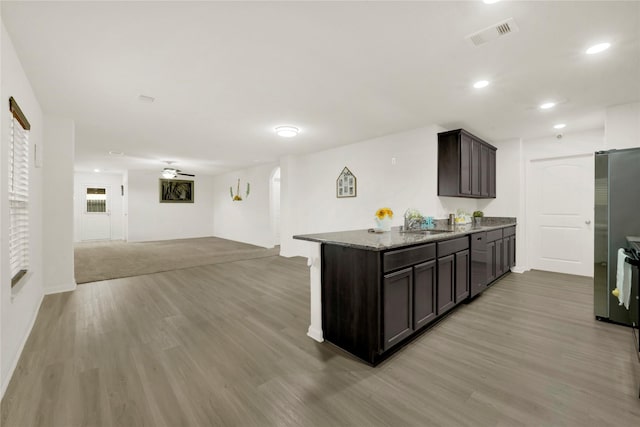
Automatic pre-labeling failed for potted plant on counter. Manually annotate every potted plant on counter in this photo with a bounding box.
[472,210,484,226]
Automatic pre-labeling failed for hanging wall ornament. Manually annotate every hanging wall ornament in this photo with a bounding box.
[230,178,250,201]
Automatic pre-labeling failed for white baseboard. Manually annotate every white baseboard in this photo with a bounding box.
[307,326,324,343]
[44,281,77,295]
[511,266,528,274]
[1,292,45,399]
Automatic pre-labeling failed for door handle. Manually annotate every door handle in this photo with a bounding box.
[585,220,591,224]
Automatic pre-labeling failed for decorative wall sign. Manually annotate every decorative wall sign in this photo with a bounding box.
[336,166,357,198]
[159,179,194,203]
[230,178,250,201]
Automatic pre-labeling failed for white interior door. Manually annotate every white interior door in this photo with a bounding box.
[528,154,593,276]
[81,185,112,241]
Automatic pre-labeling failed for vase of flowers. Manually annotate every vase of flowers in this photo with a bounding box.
[472,210,484,226]
[375,207,394,231]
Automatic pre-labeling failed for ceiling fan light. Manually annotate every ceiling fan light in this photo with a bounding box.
[162,169,177,179]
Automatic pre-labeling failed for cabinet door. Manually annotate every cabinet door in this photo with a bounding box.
[413,260,436,329]
[488,149,496,198]
[471,139,482,196]
[480,144,490,197]
[437,255,456,315]
[495,239,504,277]
[487,241,496,283]
[455,249,470,302]
[460,134,472,195]
[508,235,516,269]
[383,268,414,351]
[470,233,487,297]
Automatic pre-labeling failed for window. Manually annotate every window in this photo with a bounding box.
[86,187,107,213]
[8,97,31,287]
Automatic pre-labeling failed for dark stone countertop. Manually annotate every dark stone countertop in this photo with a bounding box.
[294,217,517,251]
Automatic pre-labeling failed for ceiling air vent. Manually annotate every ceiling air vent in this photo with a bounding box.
[465,18,519,47]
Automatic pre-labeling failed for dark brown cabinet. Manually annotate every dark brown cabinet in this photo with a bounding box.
[438,129,497,199]
[495,238,504,277]
[487,240,497,283]
[436,237,470,314]
[413,260,437,329]
[437,255,456,315]
[504,226,516,270]
[470,232,487,297]
[383,268,414,351]
[455,249,470,302]
[383,255,438,351]
[470,226,516,297]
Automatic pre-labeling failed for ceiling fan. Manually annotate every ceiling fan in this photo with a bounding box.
[161,161,195,179]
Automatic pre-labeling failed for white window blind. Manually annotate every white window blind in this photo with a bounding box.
[8,97,30,287]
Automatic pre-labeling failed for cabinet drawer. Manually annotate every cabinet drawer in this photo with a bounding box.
[503,226,516,237]
[437,237,469,258]
[486,229,503,242]
[471,232,487,250]
[383,244,436,273]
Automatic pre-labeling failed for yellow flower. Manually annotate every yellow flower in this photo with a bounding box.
[376,207,393,219]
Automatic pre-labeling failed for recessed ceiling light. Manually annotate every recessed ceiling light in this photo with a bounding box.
[586,42,611,55]
[138,94,155,103]
[473,80,490,89]
[109,150,124,156]
[94,169,100,173]
[553,123,566,129]
[539,102,556,110]
[483,0,500,4]
[275,126,299,138]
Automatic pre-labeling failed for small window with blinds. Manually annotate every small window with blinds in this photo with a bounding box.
[8,97,31,288]
[86,187,107,213]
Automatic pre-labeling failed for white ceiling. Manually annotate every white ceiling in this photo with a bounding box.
[2,1,639,175]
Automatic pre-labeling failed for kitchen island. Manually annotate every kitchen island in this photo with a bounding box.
[294,218,516,365]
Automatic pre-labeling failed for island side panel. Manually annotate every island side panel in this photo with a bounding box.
[322,244,381,364]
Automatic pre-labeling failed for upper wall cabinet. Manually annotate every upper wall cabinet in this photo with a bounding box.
[438,129,497,199]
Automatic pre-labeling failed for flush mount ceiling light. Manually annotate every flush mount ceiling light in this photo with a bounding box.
[109,150,124,156]
[586,42,611,55]
[473,80,490,89]
[275,126,299,137]
[553,123,566,129]
[539,102,556,110]
[94,169,100,173]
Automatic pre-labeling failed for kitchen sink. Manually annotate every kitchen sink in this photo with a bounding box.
[399,229,450,235]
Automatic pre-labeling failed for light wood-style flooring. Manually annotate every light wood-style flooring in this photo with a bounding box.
[2,256,639,426]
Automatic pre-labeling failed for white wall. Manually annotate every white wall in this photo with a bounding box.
[43,116,76,293]
[122,170,128,240]
[73,171,125,241]
[512,128,605,273]
[1,21,45,397]
[279,125,479,257]
[127,170,215,242]
[480,138,525,271]
[605,102,640,150]
[212,163,278,248]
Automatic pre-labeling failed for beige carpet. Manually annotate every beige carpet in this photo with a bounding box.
[74,236,280,284]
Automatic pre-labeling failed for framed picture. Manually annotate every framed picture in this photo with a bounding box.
[336,166,357,198]
[159,179,194,203]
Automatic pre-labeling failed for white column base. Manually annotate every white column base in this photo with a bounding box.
[307,243,324,342]
[307,326,324,342]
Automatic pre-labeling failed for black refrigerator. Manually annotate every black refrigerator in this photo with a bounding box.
[594,148,640,326]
